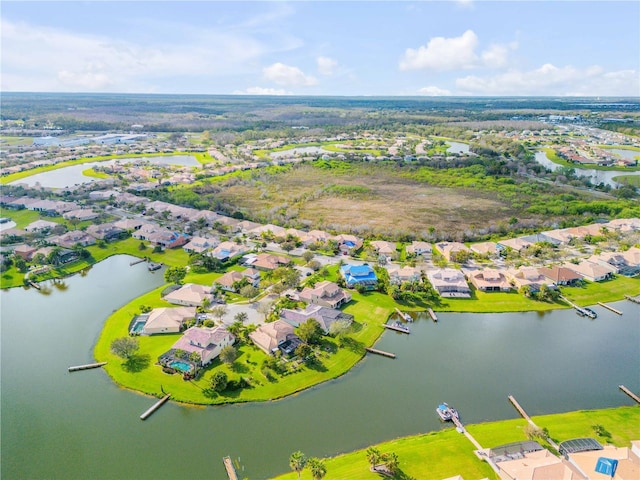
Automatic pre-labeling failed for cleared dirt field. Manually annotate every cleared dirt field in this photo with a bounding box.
[213,164,524,239]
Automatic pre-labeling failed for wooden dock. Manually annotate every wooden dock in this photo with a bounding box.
[140,394,171,420]
[365,347,396,358]
[130,258,146,266]
[28,280,41,290]
[68,361,107,372]
[619,385,640,404]
[383,323,410,334]
[597,302,622,315]
[427,308,438,322]
[624,294,640,304]
[507,394,534,425]
[395,308,412,322]
[222,456,238,480]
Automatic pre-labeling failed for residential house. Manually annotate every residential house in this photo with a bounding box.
[339,263,378,290]
[332,234,363,255]
[248,223,287,239]
[141,306,196,335]
[86,222,127,241]
[209,241,248,261]
[13,244,37,261]
[163,283,213,307]
[520,232,562,246]
[24,219,59,233]
[280,304,354,334]
[587,252,627,274]
[63,209,100,221]
[88,190,118,201]
[506,266,556,293]
[405,241,432,257]
[538,266,583,286]
[166,325,235,366]
[249,319,303,356]
[470,241,498,257]
[542,228,577,244]
[307,229,332,244]
[467,268,512,292]
[250,253,291,271]
[387,265,422,285]
[236,220,262,233]
[214,269,260,292]
[147,230,189,249]
[113,218,148,231]
[370,240,397,259]
[562,260,614,282]
[297,281,352,309]
[427,268,471,298]
[569,440,640,480]
[493,446,587,480]
[496,237,534,252]
[51,230,96,249]
[183,236,218,254]
[434,242,471,262]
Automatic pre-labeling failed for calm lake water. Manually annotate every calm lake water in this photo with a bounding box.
[1,255,639,479]
[446,141,470,154]
[534,151,640,188]
[10,155,199,189]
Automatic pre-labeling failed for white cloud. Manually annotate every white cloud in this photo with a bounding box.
[455,63,639,96]
[233,87,291,95]
[0,18,275,92]
[399,30,518,72]
[417,86,452,96]
[399,30,479,71]
[317,56,338,76]
[263,62,317,87]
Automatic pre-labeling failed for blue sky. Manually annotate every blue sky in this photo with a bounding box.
[2,1,639,96]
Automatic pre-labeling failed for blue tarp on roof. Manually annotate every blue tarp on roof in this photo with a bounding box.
[595,457,618,477]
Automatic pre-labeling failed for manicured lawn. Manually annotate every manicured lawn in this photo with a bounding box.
[560,275,640,305]
[94,284,394,405]
[433,288,566,313]
[0,266,23,289]
[82,167,110,179]
[0,208,59,229]
[271,406,640,479]
[614,175,640,187]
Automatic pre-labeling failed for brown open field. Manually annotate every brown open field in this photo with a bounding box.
[212,164,525,239]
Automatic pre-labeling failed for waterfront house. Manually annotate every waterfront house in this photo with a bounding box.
[506,266,556,293]
[163,283,213,307]
[162,325,235,367]
[538,266,582,286]
[51,230,96,249]
[13,244,37,261]
[280,304,354,334]
[427,268,471,298]
[561,260,614,282]
[249,319,303,356]
[86,223,127,241]
[141,306,196,335]
[467,268,512,292]
[339,263,378,290]
[297,281,352,309]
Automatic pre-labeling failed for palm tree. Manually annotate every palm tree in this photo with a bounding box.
[307,457,327,480]
[366,447,381,470]
[289,451,307,479]
[234,312,248,324]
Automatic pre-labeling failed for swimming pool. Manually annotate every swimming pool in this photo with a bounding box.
[130,321,145,334]
[169,360,193,373]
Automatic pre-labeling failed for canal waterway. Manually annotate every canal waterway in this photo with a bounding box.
[534,151,640,188]
[9,155,199,189]
[1,255,638,479]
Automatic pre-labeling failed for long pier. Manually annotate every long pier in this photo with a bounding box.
[619,385,640,404]
[130,258,146,266]
[140,394,171,420]
[508,394,559,451]
[222,456,238,480]
[624,294,640,304]
[427,308,438,322]
[365,347,396,358]
[68,361,107,372]
[28,280,41,290]
[383,323,410,334]
[597,302,622,315]
[560,296,596,318]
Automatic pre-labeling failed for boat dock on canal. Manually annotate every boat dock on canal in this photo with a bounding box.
[560,296,597,318]
[383,322,410,334]
[222,456,238,480]
[427,308,438,322]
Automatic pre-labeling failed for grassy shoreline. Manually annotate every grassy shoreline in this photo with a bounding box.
[271,406,640,479]
[541,147,640,172]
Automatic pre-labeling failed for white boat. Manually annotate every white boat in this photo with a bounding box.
[436,402,459,421]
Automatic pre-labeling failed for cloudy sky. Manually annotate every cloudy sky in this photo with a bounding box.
[2,1,639,96]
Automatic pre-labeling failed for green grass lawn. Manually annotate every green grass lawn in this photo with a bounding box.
[272,406,640,479]
[560,275,640,305]
[613,175,640,187]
